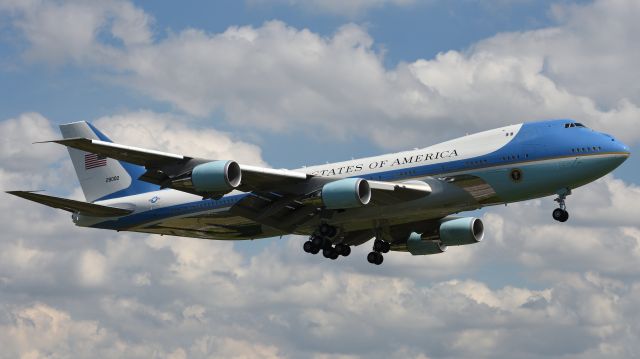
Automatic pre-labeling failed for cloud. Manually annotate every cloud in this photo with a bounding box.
[4,0,640,148]
[0,112,65,172]
[1,0,152,65]
[93,111,268,166]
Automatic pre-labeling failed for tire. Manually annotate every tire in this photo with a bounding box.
[552,208,565,221]
[342,245,351,257]
[381,241,390,254]
[303,241,313,253]
[559,210,569,222]
[373,239,382,252]
[323,248,333,258]
[309,244,320,254]
[367,252,377,264]
[375,253,384,265]
[311,235,323,248]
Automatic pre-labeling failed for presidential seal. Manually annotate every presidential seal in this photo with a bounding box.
[510,168,523,182]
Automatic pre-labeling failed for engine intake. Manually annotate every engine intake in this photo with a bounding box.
[191,160,242,193]
[322,178,371,209]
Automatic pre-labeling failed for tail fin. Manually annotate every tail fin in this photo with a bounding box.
[59,121,158,202]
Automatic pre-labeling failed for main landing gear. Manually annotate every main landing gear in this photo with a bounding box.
[302,223,351,260]
[552,189,571,222]
[367,238,390,265]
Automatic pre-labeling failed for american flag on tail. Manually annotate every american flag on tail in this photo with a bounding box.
[84,153,107,170]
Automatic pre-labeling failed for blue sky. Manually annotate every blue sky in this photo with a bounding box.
[1,1,639,358]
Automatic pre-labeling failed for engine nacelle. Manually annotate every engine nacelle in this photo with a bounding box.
[321,178,371,209]
[406,232,447,255]
[191,160,242,193]
[404,217,483,255]
[439,217,484,246]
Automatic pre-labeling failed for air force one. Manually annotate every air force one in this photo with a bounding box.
[8,120,630,265]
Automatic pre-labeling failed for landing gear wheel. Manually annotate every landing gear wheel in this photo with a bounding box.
[552,208,569,222]
[311,235,324,248]
[323,247,338,260]
[335,243,351,257]
[367,251,383,265]
[303,241,320,254]
[303,241,313,253]
[373,239,390,253]
[553,188,571,223]
[342,245,351,257]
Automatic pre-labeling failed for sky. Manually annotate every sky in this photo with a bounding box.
[0,0,639,358]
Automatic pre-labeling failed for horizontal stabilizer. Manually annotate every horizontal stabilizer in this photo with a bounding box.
[6,191,133,217]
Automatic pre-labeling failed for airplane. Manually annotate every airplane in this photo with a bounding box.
[7,119,630,265]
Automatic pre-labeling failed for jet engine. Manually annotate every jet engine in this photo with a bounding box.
[321,178,371,209]
[439,217,484,246]
[191,160,242,193]
[406,232,447,255]
[405,217,484,255]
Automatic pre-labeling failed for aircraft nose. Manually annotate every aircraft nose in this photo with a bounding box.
[621,142,631,155]
[608,138,631,167]
[615,139,631,157]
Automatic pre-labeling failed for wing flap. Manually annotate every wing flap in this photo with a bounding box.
[6,191,133,217]
[238,165,309,191]
[368,180,432,204]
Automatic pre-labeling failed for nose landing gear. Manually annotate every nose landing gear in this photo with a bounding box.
[552,189,571,222]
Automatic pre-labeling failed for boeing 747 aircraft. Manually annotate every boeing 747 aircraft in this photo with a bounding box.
[8,120,630,265]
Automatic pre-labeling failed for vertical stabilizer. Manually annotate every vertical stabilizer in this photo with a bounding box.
[59,121,158,202]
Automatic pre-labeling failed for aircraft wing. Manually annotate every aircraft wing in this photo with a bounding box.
[6,191,133,217]
[46,137,432,230]
[46,137,310,195]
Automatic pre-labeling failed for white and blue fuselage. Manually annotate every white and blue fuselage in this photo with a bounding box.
[76,119,629,240]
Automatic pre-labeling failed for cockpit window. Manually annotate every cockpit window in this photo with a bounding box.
[564,122,587,128]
